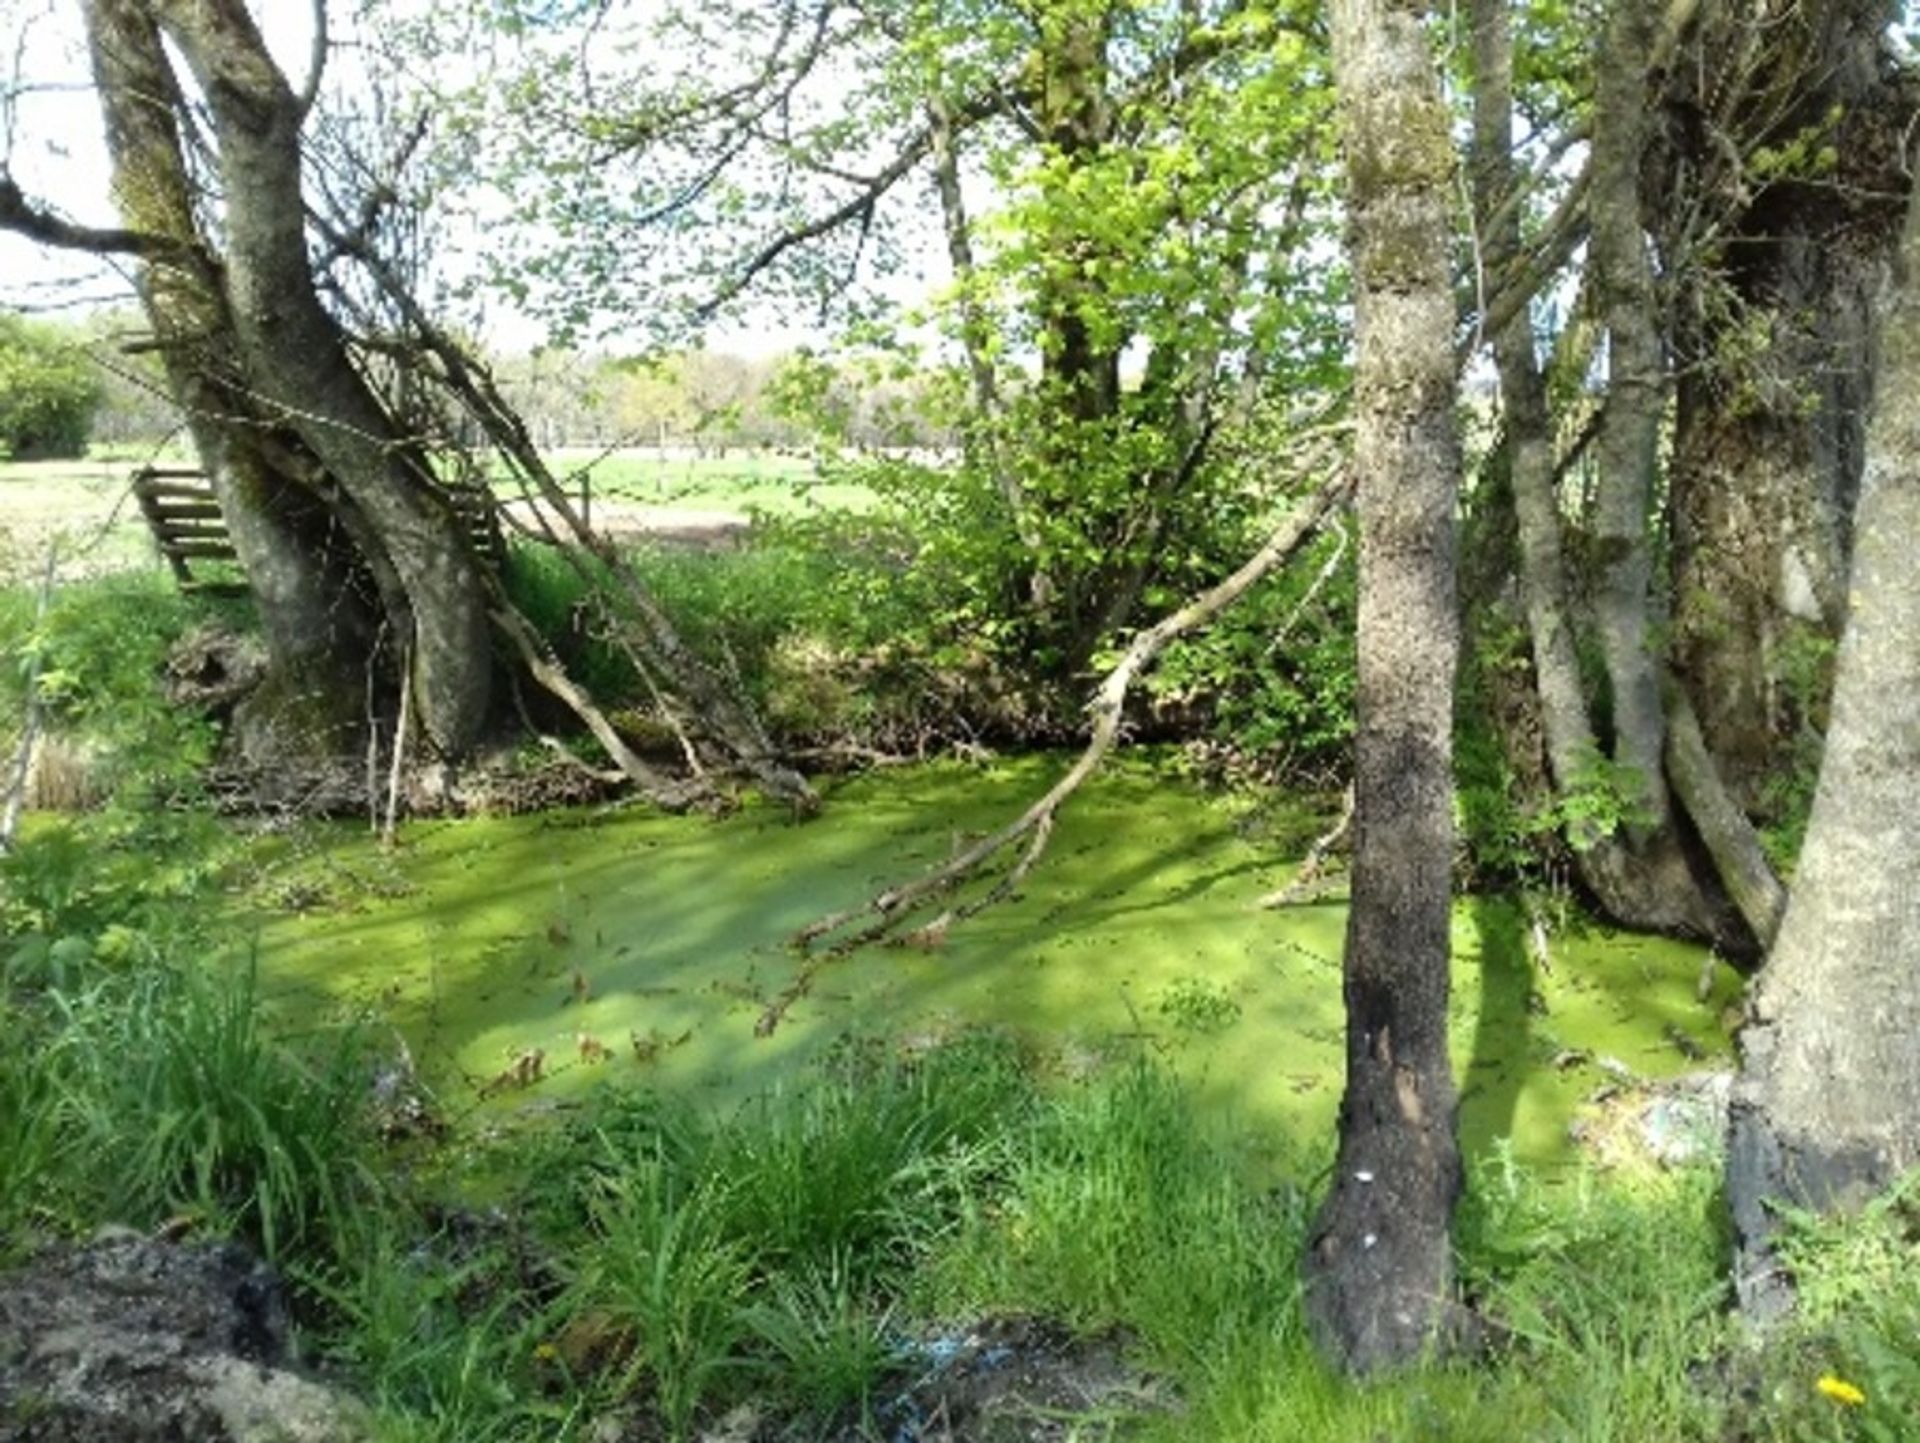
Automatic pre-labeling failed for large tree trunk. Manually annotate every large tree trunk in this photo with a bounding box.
[1657,0,1912,813]
[150,0,495,757]
[1302,0,1462,1373]
[85,0,375,758]
[1726,179,1920,1323]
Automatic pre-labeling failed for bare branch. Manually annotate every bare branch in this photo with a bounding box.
[767,451,1353,1032]
[0,174,190,261]
[696,88,1012,321]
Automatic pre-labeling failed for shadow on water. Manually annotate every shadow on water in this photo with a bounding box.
[1460,895,1533,1159]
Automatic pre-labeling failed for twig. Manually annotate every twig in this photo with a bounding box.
[765,459,1352,1034]
[0,544,58,854]
[1258,781,1356,908]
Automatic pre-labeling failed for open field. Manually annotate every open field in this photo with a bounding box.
[0,450,880,586]
[0,458,163,584]
[507,447,881,518]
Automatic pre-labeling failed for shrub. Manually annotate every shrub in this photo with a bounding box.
[0,314,102,460]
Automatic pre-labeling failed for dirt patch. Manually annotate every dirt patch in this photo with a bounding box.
[872,1316,1172,1442]
[0,1233,370,1441]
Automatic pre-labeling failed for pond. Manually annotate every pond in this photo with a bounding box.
[243,755,1741,1171]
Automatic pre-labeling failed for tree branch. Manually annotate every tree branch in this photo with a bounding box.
[767,450,1353,1032]
[0,175,189,261]
[696,89,1013,321]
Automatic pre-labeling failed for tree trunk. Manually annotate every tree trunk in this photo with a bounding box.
[150,0,496,757]
[1726,178,1920,1323]
[1589,0,1673,834]
[1302,0,1462,1373]
[85,0,375,757]
[1658,0,1912,814]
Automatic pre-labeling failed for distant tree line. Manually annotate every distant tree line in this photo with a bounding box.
[0,313,949,459]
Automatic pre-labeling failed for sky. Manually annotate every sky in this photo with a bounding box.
[0,0,835,356]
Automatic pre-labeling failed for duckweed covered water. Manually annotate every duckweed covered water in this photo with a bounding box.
[244,756,1741,1168]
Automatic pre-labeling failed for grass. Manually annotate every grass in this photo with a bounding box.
[5,897,1917,1441]
[492,448,880,517]
[0,948,374,1263]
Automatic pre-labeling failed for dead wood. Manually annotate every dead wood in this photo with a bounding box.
[763,457,1352,1035]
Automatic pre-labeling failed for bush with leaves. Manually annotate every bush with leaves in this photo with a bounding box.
[0,313,102,460]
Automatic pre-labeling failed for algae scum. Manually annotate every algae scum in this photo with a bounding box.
[247,757,1740,1167]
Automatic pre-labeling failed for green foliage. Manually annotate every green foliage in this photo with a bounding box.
[1454,604,1656,886]
[1758,623,1836,870]
[1739,1176,1920,1443]
[1,569,222,804]
[0,314,102,459]
[1148,526,1357,781]
[498,545,640,702]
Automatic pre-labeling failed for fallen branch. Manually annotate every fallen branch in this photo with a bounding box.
[491,605,711,812]
[1259,781,1355,908]
[765,459,1352,1034]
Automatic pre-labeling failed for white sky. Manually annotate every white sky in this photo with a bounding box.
[0,0,835,355]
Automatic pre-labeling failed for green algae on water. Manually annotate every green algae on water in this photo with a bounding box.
[240,757,1741,1169]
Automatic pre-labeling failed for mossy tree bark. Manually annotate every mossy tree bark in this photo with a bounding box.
[148,0,496,757]
[1656,0,1914,815]
[1727,176,1920,1322]
[85,0,377,760]
[1302,0,1463,1374]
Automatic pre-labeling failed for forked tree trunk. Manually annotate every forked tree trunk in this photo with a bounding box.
[1582,0,1736,937]
[86,0,375,756]
[150,0,496,756]
[1727,181,1920,1322]
[1303,0,1463,1373]
[1471,0,1778,953]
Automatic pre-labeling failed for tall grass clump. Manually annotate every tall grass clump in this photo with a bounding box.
[0,946,375,1264]
[482,1032,1031,1438]
[303,1220,565,1443]
[925,1059,1308,1373]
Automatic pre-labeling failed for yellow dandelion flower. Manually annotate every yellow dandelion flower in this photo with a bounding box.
[533,1342,559,1362]
[1816,1374,1865,1407]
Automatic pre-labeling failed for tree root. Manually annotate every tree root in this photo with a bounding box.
[763,462,1352,1035]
